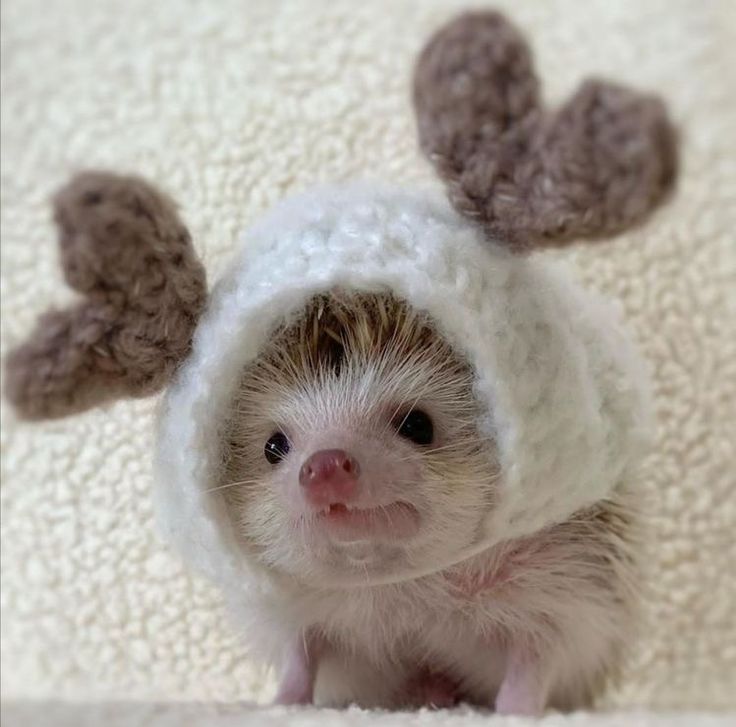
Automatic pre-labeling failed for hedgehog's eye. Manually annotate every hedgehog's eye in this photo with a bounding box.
[395,410,434,446]
[264,432,290,464]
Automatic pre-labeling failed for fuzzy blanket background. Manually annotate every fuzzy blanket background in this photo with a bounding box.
[1,0,734,724]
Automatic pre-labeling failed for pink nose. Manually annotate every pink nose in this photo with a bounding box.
[299,449,360,506]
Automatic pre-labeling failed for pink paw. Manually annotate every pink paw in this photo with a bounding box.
[273,680,313,706]
[494,675,545,716]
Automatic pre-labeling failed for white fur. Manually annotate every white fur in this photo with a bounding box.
[155,183,651,593]
[223,499,638,708]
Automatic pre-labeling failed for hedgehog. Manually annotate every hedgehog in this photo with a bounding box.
[217,289,640,710]
[4,11,676,715]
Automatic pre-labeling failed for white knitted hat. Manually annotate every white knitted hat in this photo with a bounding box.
[154,183,652,588]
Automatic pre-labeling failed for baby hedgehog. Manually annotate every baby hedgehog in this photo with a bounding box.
[5,11,676,715]
[220,290,639,711]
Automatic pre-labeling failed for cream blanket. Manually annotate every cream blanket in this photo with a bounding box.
[1,0,734,723]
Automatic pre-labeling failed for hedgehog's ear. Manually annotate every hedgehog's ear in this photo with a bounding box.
[4,171,207,420]
[414,12,677,252]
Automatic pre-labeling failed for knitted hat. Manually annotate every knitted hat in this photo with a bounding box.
[5,12,676,589]
[154,182,653,587]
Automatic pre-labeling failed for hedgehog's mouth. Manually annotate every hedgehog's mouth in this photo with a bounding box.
[315,501,420,542]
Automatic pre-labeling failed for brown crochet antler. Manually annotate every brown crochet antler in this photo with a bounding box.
[414,12,678,251]
[5,171,207,420]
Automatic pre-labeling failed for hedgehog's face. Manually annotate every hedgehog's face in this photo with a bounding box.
[222,292,499,586]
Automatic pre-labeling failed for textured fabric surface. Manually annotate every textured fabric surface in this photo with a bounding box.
[1,0,734,716]
[1,703,733,727]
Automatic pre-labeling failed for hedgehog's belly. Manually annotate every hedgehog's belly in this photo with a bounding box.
[313,655,506,711]
[313,615,508,709]
[309,562,626,710]
[305,508,635,709]
[304,573,515,708]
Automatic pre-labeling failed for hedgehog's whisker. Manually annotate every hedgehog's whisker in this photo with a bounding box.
[204,478,265,493]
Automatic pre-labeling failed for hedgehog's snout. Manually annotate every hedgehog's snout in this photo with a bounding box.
[299,449,360,508]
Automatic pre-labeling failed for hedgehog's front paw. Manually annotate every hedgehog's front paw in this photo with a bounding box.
[494,649,547,716]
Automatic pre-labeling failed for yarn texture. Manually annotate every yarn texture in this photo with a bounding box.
[4,172,207,419]
[414,12,677,251]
